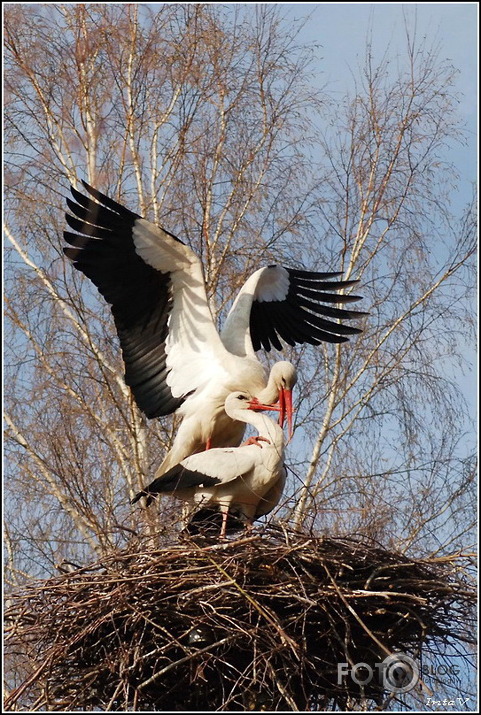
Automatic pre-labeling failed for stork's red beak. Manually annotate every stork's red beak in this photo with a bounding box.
[278,388,294,440]
[249,390,294,440]
[248,399,281,413]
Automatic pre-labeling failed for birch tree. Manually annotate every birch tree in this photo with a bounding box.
[287,36,476,558]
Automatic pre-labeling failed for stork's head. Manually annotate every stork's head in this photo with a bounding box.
[253,361,297,439]
[270,361,297,390]
[224,391,282,417]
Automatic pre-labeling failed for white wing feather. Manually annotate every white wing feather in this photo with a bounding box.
[181,445,258,484]
[132,220,233,399]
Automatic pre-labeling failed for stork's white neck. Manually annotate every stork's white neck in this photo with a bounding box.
[255,370,278,405]
[226,406,285,451]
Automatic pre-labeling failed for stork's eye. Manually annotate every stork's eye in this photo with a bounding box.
[237,394,248,400]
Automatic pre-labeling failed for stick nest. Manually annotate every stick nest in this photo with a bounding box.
[5,525,476,711]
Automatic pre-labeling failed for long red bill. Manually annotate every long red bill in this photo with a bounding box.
[249,391,294,440]
[279,387,294,440]
[248,399,281,412]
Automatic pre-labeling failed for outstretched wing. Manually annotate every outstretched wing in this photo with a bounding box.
[64,182,231,418]
[221,265,367,355]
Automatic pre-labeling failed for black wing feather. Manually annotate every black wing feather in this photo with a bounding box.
[250,301,284,352]
[250,267,367,351]
[63,183,185,418]
[131,464,221,506]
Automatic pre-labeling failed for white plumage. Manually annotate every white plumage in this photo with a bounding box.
[64,182,366,474]
[132,392,286,537]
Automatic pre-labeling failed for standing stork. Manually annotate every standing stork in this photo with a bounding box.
[63,182,367,473]
[131,392,286,538]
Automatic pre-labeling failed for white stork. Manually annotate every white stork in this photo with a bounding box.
[131,392,286,538]
[63,182,366,472]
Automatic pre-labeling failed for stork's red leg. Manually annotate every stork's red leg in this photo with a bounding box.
[219,508,229,539]
[205,438,212,450]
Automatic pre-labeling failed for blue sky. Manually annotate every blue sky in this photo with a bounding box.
[284,2,477,188]
[263,4,477,450]
[149,3,476,187]
[284,3,477,419]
